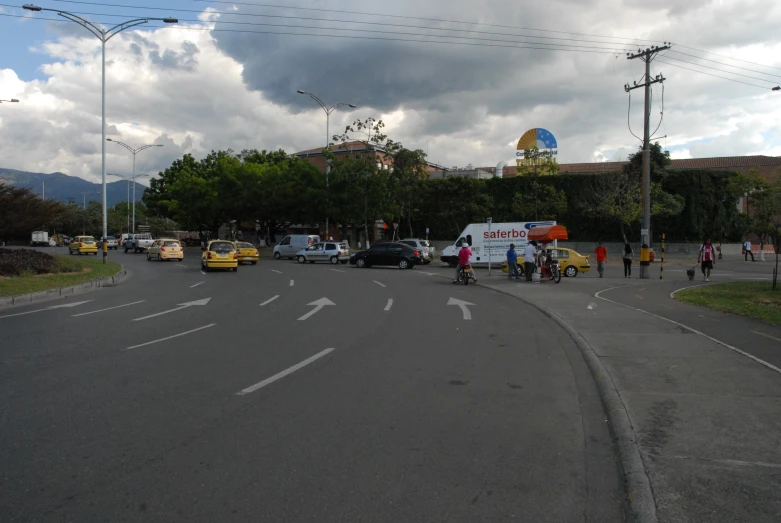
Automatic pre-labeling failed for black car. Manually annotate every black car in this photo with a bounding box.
[349,242,423,269]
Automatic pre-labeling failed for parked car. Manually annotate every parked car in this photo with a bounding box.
[69,235,98,255]
[97,236,118,250]
[399,238,434,264]
[201,240,238,272]
[296,241,350,265]
[147,239,184,262]
[233,241,259,265]
[350,243,423,269]
[124,233,155,253]
[273,235,320,260]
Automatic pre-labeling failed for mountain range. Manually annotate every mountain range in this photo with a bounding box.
[0,168,148,208]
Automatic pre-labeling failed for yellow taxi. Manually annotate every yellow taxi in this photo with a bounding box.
[147,238,184,262]
[502,246,590,277]
[201,240,238,272]
[69,235,98,255]
[232,241,259,265]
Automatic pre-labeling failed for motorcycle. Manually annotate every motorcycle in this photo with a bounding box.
[539,255,562,284]
[457,263,476,285]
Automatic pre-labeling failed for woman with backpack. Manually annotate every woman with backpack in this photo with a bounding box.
[622,243,633,278]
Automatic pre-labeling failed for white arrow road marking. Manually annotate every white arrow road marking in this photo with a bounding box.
[271,270,283,274]
[123,324,216,350]
[236,348,335,396]
[290,279,294,287]
[447,297,475,320]
[133,298,212,321]
[384,298,393,311]
[373,280,386,288]
[190,281,205,288]
[0,300,93,320]
[297,297,336,321]
[72,300,145,317]
[260,295,280,307]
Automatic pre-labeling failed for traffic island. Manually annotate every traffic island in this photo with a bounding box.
[675,282,781,325]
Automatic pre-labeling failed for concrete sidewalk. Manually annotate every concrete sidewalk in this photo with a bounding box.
[481,275,781,523]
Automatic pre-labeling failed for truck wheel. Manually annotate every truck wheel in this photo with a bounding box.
[448,258,457,268]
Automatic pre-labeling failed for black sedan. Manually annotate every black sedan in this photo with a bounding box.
[349,242,423,269]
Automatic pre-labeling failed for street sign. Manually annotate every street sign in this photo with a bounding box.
[641,228,649,236]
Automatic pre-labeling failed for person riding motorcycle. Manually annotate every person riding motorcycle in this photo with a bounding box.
[453,243,477,284]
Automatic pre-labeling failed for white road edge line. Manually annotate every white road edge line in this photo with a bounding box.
[272,270,283,274]
[669,283,710,299]
[72,300,145,317]
[260,295,280,306]
[384,298,393,311]
[290,279,294,287]
[373,280,386,288]
[190,281,205,288]
[751,330,781,343]
[123,324,216,350]
[595,287,781,375]
[236,348,335,396]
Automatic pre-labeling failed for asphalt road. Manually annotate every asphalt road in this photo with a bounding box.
[1,248,624,522]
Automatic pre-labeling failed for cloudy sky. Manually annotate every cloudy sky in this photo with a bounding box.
[1,0,780,183]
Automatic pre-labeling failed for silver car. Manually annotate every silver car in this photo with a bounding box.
[97,236,119,250]
[399,238,434,264]
[296,241,350,265]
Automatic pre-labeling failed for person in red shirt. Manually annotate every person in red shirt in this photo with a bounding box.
[698,238,716,282]
[453,243,476,283]
[594,241,608,278]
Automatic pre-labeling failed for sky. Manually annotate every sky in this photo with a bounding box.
[0,0,780,185]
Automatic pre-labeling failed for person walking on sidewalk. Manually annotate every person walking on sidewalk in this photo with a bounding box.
[698,238,716,282]
[524,241,537,282]
[506,243,519,280]
[744,238,755,262]
[595,241,608,278]
[622,242,633,278]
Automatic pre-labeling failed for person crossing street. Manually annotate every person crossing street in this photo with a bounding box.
[698,238,716,282]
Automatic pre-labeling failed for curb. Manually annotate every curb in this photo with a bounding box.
[484,283,657,523]
[0,265,128,310]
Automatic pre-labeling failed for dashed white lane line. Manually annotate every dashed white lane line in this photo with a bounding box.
[236,348,335,396]
[260,295,280,306]
[72,300,145,317]
[200,271,207,275]
[751,330,781,342]
[290,279,295,287]
[330,269,346,273]
[272,270,283,274]
[373,280,386,288]
[174,264,188,268]
[384,298,393,311]
[190,281,205,288]
[123,324,216,350]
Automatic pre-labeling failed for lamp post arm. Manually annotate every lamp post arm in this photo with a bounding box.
[106,19,155,41]
[54,11,104,39]
[306,92,328,113]
[135,144,159,153]
[108,140,136,154]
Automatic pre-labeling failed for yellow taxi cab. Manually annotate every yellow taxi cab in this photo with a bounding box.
[232,241,259,265]
[146,238,184,262]
[69,235,98,255]
[502,246,590,277]
[201,240,238,272]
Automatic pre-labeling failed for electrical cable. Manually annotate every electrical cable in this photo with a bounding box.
[663,54,780,84]
[668,50,781,79]
[627,90,643,142]
[671,43,781,73]
[649,83,664,140]
[656,59,775,90]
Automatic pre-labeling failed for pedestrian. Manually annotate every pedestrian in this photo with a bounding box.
[523,241,537,282]
[594,241,608,278]
[698,237,716,282]
[506,243,519,280]
[743,237,755,262]
[622,242,633,278]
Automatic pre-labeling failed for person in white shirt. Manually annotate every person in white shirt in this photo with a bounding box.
[523,241,537,282]
[744,238,754,262]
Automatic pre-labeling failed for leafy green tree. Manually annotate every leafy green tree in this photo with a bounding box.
[626,141,672,176]
[0,184,67,242]
[512,181,567,221]
[387,147,429,238]
[748,180,781,288]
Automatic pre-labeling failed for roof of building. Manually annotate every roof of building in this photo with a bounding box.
[293,141,384,156]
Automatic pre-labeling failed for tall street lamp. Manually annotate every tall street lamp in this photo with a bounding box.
[297,89,356,240]
[0,98,20,103]
[107,139,162,233]
[23,4,177,263]
[109,172,151,235]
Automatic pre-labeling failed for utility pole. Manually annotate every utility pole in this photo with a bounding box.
[625,43,670,279]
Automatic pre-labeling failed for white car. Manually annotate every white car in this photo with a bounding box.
[97,236,119,250]
[296,241,350,265]
[399,238,434,264]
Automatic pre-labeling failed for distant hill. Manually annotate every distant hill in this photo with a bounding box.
[0,168,148,208]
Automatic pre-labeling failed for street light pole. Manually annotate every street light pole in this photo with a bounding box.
[107,139,162,233]
[297,90,356,240]
[108,173,131,233]
[0,99,20,103]
[23,4,177,263]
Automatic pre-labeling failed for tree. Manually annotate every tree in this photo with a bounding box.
[387,147,429,238]
[0,184,67,242]
[512,181,567,221]
[516,147,560,220]
[748,180,781,288]
[626,141,672,176]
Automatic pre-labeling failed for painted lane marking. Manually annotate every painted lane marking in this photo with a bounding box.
[200,271,206,275]
[373,280,386,288]
[670,283,710,298]
[174,264,188,268]
[133,298,211,321]
[384,298,393,311]
[0,300,93,320]
[236,348,335,396]
[72,300,145,317]
[595,288,781,375]
[751,330,781,343]
[447,297,475,320]
[124,324,216,350]
[290,279,294,287]
[271,270,283,274]
[297,297,335,321]
[260,295,280,307]
[330,269,346,273]
[190,282,205,288]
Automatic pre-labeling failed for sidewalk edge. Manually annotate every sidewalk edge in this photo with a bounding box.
[487,284,658,523]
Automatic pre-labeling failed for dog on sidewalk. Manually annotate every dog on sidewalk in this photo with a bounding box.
[686,264,697,281]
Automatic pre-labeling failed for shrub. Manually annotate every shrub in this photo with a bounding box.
[0,248,55,276]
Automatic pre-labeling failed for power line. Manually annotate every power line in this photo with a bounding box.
[668,50,781,80]
[656,59,775,90]
[671,43,781,73]
[663,55,780,85]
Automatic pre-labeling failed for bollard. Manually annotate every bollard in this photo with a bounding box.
[660,233,665,280]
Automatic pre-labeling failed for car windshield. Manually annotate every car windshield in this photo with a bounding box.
[81,237,95,242]
[236,242,254,249]
[164,241,180,247]
[211,242,235,252]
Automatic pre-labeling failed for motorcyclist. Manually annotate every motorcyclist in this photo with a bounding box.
[453,243,476,284]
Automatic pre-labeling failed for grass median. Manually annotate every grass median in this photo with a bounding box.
[0,253,122,297]
[675,282,781,325]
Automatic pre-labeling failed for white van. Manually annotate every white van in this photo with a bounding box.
[273,234,321,260]
[440,221,555,266]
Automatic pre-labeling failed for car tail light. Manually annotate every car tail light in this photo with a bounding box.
[80,243,85,247]
[337,251,341,256]
[233,252,238,259]
[161,247,166,252]
[207,252,213,259]
[414,250,421,256]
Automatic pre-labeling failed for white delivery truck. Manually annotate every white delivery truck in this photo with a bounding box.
[30,231,49,247]
[440,221,555,267]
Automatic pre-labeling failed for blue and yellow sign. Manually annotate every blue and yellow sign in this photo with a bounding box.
[516,128,558,157]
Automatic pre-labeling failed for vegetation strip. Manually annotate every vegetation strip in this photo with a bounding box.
[675,282,781,325]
